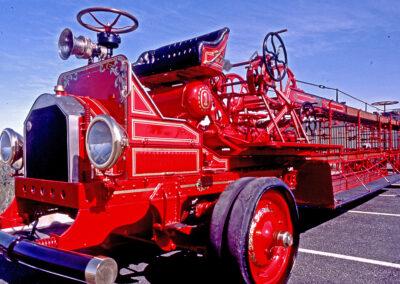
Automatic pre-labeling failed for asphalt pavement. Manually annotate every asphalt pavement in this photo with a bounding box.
[0,185,399,284]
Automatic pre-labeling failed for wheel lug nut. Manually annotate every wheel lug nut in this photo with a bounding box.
[276,231,293,248]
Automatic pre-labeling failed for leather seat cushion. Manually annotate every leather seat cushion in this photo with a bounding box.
[133,27,229,77]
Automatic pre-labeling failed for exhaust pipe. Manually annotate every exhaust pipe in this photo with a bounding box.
[0,231,117,284]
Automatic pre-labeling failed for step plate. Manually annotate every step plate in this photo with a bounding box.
[334,174,400,207]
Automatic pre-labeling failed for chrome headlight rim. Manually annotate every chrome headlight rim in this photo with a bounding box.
[0,128,23,169]
[85,115,126,170]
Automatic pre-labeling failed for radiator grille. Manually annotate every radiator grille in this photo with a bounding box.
[26,105,68,181]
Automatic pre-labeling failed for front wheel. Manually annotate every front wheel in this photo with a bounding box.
[227,178,299,283]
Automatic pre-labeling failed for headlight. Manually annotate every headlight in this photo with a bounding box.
[0,128,23,170]
[86,115,127,170]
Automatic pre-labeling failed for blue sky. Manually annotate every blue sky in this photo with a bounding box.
[0,0,399,133]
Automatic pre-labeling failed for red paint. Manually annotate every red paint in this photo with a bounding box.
[134,149,199,175]
[248,190,295,283]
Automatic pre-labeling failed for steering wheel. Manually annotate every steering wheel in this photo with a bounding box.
[262,30,288,82]
[77,7,139,34]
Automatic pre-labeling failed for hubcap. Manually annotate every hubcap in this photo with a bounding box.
[247,190,296,283]
[277,231,293,248]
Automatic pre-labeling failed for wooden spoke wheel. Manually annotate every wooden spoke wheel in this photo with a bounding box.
[226,178,299,283]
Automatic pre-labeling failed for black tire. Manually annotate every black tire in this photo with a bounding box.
[210,177,255,258]
[226,177,299,284]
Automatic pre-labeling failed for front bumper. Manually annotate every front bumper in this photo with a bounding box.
[15,177,106,209]
[0,229,117,284]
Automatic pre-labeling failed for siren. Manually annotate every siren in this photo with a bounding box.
[58,28,106,60]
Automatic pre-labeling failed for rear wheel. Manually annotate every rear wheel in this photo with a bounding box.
[227,178,299,283]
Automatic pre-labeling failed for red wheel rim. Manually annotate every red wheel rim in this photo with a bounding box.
[247,190,295,283]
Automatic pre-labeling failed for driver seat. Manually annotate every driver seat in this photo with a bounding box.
[133,27,230,86]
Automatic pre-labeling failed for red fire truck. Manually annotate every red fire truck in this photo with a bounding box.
[0,7,399,284]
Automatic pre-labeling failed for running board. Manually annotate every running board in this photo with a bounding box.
[334,174,400,208]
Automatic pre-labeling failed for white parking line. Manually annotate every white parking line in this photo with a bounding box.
[348,210,400,217]
[299,248,400,269]
[379,194,398,197]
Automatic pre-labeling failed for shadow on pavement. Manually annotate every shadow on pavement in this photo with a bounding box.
[100,236,239,284]
[298,189,386,233]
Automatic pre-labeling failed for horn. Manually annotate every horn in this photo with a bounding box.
[58,28,98,60]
